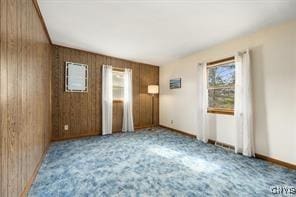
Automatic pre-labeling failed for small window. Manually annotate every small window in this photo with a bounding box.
[207,58,235,115]
[112,71,124,101]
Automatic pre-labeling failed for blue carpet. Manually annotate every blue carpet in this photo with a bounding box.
[29,127,296,196]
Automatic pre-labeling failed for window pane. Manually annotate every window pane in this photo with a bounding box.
[208,88,234,109]
[113,87,124,100]
[112,71,124,100]
[208,62,235,88]
[113,71,124,87]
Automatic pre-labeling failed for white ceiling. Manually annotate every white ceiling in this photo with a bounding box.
[38,0,296,66]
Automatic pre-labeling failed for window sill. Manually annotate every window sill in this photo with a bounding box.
[113,100,123,103]
[207,108,234,116]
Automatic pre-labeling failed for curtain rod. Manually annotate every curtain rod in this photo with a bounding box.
[207,56,234,66]
[206,49,248,66]
[103,65,130,71]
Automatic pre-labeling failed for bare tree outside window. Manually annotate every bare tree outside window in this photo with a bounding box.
[207,61,235,114]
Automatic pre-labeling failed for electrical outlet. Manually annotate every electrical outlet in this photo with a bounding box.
[171,120,174,124]
[64,125,69,130]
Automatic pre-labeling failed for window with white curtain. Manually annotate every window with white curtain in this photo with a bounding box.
[207,58,235,115]
[112,71,124,101]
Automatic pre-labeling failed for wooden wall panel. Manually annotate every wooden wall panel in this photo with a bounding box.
[113,101,123,132]
[52,46,159,140]
[139,64,160,127]
[0,0,52,196]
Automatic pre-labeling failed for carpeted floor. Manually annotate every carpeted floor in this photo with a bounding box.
[29,127,296,196]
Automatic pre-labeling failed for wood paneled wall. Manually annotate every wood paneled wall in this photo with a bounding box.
[0,0,52,196]
[52,46,159,140]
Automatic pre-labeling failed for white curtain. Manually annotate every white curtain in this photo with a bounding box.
[197,63,209,143]
[122,68,134,132]
[234,50,255,157]
[102,65,113,135]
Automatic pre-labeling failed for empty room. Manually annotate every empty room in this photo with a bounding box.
[1,0,296,196]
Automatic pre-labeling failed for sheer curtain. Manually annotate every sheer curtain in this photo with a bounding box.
[197,63,209,143]
[122,68,134,132]
[234,50,255,157]
[102,65,113,135]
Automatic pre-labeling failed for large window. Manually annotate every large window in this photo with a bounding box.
[207,58,235,115]
[112,71,124,101]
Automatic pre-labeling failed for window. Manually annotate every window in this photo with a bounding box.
[207,58,235,115]
[112,71,124,101]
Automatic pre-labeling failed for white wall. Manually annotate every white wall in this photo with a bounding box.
[160,20,296,164]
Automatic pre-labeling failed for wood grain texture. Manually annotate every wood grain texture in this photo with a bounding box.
[139,64,159,127]
[0,0,52,196]
[20,144,50,197]
[52,45,159,140]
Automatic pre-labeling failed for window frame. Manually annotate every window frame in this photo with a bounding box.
[207,57,235,115]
